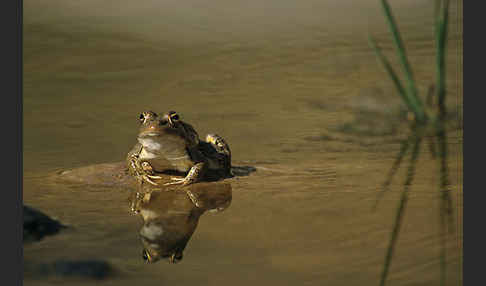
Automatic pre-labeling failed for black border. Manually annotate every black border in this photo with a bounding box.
[463,1,474,286]
[2,0,22,285]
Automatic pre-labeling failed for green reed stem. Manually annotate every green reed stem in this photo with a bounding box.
[435,0,450,110]
[380,0,427,123]
[379,135,422,286]
[369,37,412,111]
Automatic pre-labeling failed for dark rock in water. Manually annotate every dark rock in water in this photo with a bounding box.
[24,260,113,280]
[23,205,66,243]
[52,260,112,280]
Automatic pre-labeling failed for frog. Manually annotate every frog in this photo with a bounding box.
[126,110,232,187]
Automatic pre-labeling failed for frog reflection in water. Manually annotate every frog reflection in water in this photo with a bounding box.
[129,181,232,264]
[127,111,232,187]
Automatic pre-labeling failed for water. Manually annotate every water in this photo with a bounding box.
[23,0,462,285]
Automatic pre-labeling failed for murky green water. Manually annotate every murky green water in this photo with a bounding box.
[23,0,462,285]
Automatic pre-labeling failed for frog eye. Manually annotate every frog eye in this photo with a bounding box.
[139,113,145,122]
[168,111,179,122]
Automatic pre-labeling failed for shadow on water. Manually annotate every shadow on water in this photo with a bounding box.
[128,181,232,264]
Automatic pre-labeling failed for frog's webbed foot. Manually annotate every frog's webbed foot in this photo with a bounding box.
[163,163,205,208]
[139,161,162,185]
[164,177,188,185]
[129,156,162,186]
[141,175,160,186]
[163,162,204,186]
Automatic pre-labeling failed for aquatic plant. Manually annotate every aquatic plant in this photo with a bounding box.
[368,1,454,285]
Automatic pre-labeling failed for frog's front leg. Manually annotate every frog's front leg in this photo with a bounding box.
[164,162,205,186]
[127,146,162,186]
[127,144,143,176]
[137,161,162,186]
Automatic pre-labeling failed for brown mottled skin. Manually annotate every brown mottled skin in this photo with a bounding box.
[127,111,232,187]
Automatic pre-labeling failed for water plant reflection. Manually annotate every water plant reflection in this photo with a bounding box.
[368,1,454,286]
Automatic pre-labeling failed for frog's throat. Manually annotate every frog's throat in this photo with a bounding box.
[138,138,161,153]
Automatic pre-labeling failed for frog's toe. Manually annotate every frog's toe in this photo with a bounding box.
[164,177,186,186]
[143,176,159,186]
[146,174,162,179]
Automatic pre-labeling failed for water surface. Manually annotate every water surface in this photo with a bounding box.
[23,0,462,285]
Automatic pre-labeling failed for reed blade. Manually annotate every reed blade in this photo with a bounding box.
[369,37,412,111]
[380,0,427,122]
[435,0,450,110]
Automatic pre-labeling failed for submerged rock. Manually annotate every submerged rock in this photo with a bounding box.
[25,260,113,280]
[53,161,134,188]
[52,161,255,187]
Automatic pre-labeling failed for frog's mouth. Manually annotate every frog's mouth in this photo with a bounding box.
[139,131,161,137]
